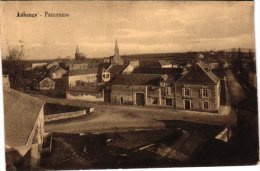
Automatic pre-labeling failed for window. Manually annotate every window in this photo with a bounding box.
[151,97,159,105]
[166,99,173,106]
[202,101,210,110]
[76,80,81,86]
[166,87,172,95]
[103,73,109,78]
[200,89,209,98]
[182,88,191,97]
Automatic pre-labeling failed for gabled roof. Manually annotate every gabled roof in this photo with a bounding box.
[69,68,98,76]
[107,65,126,75]
[34,76,54,84]
[4,89,44,147]
[48,65,68,75]
[176,62,220,85]
[99,62,111,70]
[159,60,171,66]
[111,74,163,86]
[38,77,55,84]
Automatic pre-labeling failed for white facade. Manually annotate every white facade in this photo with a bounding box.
[32,62,47,69]
[69,74,97,87]
[102,71,111,82]
[122,64,135,74]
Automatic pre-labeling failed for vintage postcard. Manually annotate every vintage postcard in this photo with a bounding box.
[0,0,258,170]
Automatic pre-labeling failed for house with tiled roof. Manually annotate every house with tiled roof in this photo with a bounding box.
[175,61,221,112]
[4,89,45,169]
[110,74,176,107]
[47,63,68,80]
[35,77,55,91]
[102,64,126,83]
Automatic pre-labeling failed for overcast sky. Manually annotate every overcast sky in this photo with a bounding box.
[1,1,255,59]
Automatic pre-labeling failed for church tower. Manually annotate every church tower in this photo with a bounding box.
[112,40,123,65]
[75,45,80,60]
[114,40,119,57]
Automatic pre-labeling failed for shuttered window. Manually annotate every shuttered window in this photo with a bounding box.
[202,101,210,110]
[182,88,191,97]
[200,89,209,98]
[166,87,172,95]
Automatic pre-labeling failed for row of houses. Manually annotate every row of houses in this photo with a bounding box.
[64,41,222,113]
[30,41,222,113]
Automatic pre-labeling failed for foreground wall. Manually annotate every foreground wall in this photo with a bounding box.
[44,110,87,122]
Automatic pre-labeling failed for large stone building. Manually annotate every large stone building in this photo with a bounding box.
[109,61,221,113]
[175,62,221,112]
[110,74,175,106]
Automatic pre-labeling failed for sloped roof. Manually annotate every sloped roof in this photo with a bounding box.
[107,65,126,75]
[38,77,55,84]
[4,89,44,147]
[99,62,111,70]
[48,65,68,75]
[111,74,163,86]
[133,67,182,78]
[159,60,171,66]
[176,62,220,85]
[46,61,60,70]
[69,68,98,76]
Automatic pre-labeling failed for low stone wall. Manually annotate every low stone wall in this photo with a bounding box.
[44,110,87,122]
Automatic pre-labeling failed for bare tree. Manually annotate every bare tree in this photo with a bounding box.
[5,45,25,88]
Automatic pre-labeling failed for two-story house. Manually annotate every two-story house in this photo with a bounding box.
[175,62,221,112]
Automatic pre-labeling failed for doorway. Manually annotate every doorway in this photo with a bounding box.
[184,99,191,110]
[136,93,145,106]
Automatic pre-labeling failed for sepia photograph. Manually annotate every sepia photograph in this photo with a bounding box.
[0,0,259,170]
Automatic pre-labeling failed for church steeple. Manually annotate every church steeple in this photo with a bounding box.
[76,45,79,54]
[112,40,123,65]
[75,45,80,60]
[114,40,119,56]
